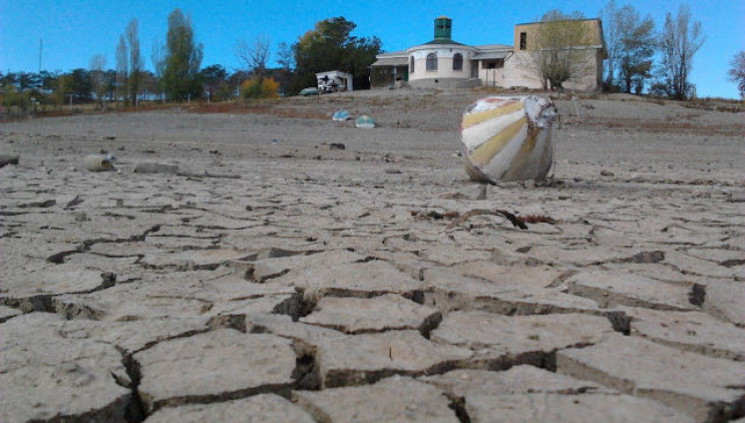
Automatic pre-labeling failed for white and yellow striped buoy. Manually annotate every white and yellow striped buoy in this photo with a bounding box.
[461,95,557,183]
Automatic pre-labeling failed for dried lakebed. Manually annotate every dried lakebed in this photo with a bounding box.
[1,93,744,422]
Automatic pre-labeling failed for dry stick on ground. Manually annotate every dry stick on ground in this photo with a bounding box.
[445,209,528,230]
[176,171,241,179]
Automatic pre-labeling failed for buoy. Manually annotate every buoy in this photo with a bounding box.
[355,115,376,128]
[461,95,556,183]
[332,110,351,121]
[84,154,115,172]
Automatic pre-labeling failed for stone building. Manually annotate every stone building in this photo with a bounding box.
[371,16,606,91]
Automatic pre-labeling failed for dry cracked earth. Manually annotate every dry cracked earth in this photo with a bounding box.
[1,91,744,422]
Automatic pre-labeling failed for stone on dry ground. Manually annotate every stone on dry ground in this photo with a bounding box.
[422,266,602,315]
[292,376,460,423]
[1,263,114,303]
[299,293,442,334]
[315,330,472,388]
[702,280,745,327]
[430,311,616,369]
[557,335,745,422]
[420,366,610,397]
[465,393,695,423]
[134,329,297,413]
[0,304,22,323]
[0,313,131,423]
[144,394,315,423]
[622,306,745,361]
[52,270,300,321]
[422,366,694,422]
[566,270,694,311]
[1,93,743,421]
[248,249,365,282]
[271,259,425,301]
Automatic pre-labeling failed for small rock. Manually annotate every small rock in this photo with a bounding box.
[0,154,20,168]
[600,170,615,177]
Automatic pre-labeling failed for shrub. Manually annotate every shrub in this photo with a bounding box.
[240,77,279,100]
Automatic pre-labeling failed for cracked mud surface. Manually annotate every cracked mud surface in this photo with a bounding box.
[1,90,744,422]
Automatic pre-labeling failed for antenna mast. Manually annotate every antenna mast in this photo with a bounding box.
[39,38,43,73]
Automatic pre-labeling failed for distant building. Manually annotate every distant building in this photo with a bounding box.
[371,16,606,91]
[316,70,353,93]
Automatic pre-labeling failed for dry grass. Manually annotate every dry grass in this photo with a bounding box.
[681,97,745,113]
[586,117,743,136]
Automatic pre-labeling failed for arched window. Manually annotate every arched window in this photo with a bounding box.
[410,56,415,74]
[453,53,463,71]
[426,53,438,71]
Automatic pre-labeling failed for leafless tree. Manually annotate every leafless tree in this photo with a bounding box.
[236,36,271,78]
[89,54,107,108]
[115,35,128,104]
[126,19,142,106]
[601,0,620,88]
[728,51,745,98]
[657,4,704,100]
[277,42,295,71]
[151,37,167,101]
[530,10,593,90]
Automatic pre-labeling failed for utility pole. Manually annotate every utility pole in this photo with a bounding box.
[39,38,43,74]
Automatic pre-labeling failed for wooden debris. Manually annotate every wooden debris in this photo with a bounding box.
[445,209,528,230]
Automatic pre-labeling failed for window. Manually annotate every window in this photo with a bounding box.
[519,32,527,50]
[485,59,504,70]
[453,53,463,71]
[410,56,415,74]
[426,53,438,71]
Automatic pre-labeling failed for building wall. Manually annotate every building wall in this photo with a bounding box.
[407,77,480,89]
[502,52,542,89]
[502,49,603,91]
[376,19,605,91]
[477,62,507,87]
[513,19,604,52]
[408,47,475,83]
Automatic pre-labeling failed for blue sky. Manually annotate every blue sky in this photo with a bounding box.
[1,0,742,98]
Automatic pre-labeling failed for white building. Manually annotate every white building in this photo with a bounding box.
[371,16,606,91]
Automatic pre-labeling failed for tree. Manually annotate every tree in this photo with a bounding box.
[90,54,108,108]
[277,42,295,71]
[116,35,128,103]
[276,41,295,95]
[39,70,56,94]
[54,73,73,107]
[617,7,655,93]
[68,68,92,101]
[290,17,381,94]
[200,64,228,101]
[236,37,270,78]
[126,19,142,106]
[657,4,705,100]
[530,10,594,90]
[727,51,745,98]
[162,8,204,101]
[151,38,167,101]
[139,70,158,99]
[601,0,621,89]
